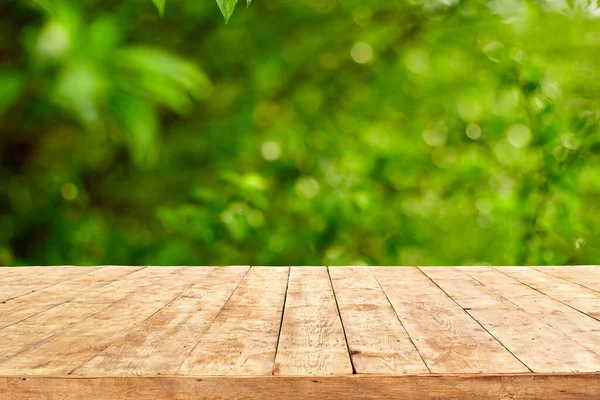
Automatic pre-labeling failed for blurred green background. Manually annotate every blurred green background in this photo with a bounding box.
[1,0,600,266]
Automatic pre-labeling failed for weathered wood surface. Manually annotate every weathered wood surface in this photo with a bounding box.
[2,374,600,400]
[0,265,599,399]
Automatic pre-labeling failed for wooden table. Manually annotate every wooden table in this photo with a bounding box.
[1,266,599,399]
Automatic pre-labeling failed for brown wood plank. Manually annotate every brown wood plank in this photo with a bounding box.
[0,267,101,302]
[497,267,600,321]
[535,266,600,293]
[0,267,80,284]
[459,267,600,358]
[74,266,249,375]
[0,267,143,329]
[422,267,600,373]
[2,374,600,400]
[67,267,179,305]
[0,266,79,280]
[0,268,214,375]
[0,267,40,279]
[179,267,289,376]
[1,264,600,395]
[372,267,528,374]
[0,267,179,364]
[328,267,429,374]
[273,267,351,376]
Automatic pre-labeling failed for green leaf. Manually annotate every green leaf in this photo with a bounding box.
[54,63,108,129]
[150,0,246,22]
[114,46,209,112]
[216,0,238,24]
[112,93,159,166]
[152,0,166,16]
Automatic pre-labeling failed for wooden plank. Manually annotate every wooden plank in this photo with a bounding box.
[0,267,78,284]
[535,266,600,293]
[0,267,100,302]
[1,264,600,396]
[328,267,429,374]
[0,267,39,280]
[2,374,600,400]
[74,266,249,375]
[0,268,214,375]
[274,267,351,376]
[0,267,179,364]
[0,267,143,329]
[423,267,600,373]
[68,267,179,305]
[0,266,81,281]
[179,267,289,376]
[497,267,600,320]
[371,267,528,373]
[458,267,600,356]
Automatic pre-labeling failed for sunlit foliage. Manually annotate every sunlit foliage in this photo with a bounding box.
[1,0,600,266]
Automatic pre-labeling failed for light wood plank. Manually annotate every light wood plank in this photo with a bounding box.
[0,267,84,284]
[1,264,600,394]
[0,267,100,302]
[535,266,600,293]
[0,267,40,280]
[329,267,429,374]
[423,267,600,373]
[372,267,528,373]
[74,266,249,375]
[0,268,214,374]
[274,267,351,375]
[0,267,178,364]
[458,267,600,356]
[2,374,600,400]
[68,267,179,305]
[0,267,142,329]
[498,267,600,321]
[179,267,289,376]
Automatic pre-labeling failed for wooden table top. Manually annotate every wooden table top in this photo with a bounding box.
[1,266,599,399]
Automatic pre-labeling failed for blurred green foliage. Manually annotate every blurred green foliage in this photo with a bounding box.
[2,0,600,266]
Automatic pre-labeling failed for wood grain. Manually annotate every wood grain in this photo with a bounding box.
[0,267,142,329]
[329,267,429,374]
[0,268,213,374]
[535,266,600,293]
[274,267,352,375]
[0,265,599,400]
[0,267,180,364]
[68,266,179,304]
[74,266,249,375]
[0,267,100,302]
[423,267,600,372]
[458,267,600,357]
[498,267,600,321]
[0,267,94,285]
[372,267,528,373]
[179,267,289,376]
[1,374,599,400]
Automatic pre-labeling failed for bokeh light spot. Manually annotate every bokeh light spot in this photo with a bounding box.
[296,176,320,199]
[404,49,429,74]
[476,198,494,214]
[507,124,532,148]
[351,42,373,64]
[61,183,78,201]
[466,123,482,139]
[422,122,447,146]
[261,141,281,161]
